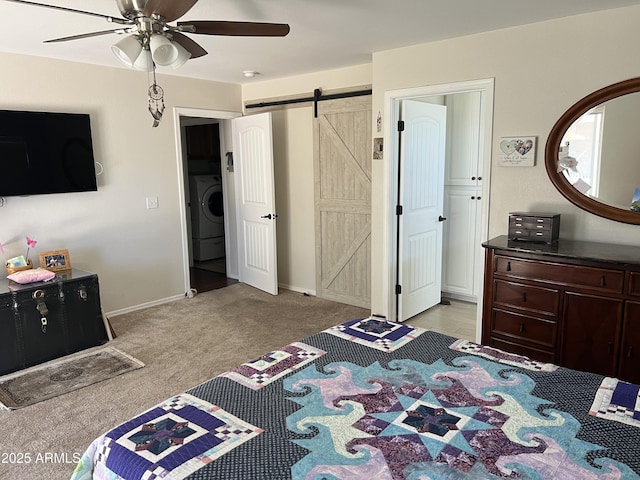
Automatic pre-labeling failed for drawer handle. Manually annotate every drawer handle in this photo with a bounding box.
[537,225,544,228]
[628,346,634,359]
[519,323,525,333]
[600,276,606,287]
[535,232,544,236]
[537,219,544,222]
[507,261,511,272]
[522,292,527,302]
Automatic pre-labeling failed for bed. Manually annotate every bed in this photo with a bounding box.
[70,316,640,479]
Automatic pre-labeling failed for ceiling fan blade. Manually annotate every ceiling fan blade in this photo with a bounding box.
[2,0,130,24]
[177,21,290,37]
[44,29,125,43]
[143,0,198,22]
[170,31,207,59]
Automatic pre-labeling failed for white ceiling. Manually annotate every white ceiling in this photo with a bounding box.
[2,0,640,85]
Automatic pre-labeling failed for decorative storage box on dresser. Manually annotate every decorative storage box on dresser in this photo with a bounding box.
[0,269,109,376]
[508,212,560,243]
[482,236,640,384]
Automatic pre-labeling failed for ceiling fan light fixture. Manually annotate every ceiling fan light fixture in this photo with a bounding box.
[111,35,142,67]
[170,41,191,69]
[150,34,178,66]
[133,48,153,72]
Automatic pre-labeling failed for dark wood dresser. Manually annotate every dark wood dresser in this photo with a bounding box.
[0,269,109,375]
[482,236,640,384]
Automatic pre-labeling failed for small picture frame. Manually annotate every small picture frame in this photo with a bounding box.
[39,249,71,271]
[499,136,537,166]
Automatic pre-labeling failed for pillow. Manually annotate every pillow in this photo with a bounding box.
[7,268,56,284]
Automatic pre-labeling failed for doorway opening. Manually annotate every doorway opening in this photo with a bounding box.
[384,79,494,341]
[174,108,241,295]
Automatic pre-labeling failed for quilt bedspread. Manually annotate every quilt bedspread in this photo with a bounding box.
[71,318,640,479]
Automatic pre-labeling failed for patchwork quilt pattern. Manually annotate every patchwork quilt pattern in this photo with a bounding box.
[285,357,636,479]
[71,322,640,480]
[449,339,558,372]
[76,394,262,480]
[324,317,425,352]
[590,377,640,427]
[219,342,325,390]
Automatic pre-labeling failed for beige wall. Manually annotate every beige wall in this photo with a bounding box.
[243,6,640,317]
[369,5,640,314]
[4,5,639,316]
[0,53,241,313]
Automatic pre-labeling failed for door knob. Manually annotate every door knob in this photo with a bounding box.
[261,214,272,219]
[438,216,447,222]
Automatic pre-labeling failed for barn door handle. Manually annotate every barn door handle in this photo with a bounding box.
[438,216,447,222]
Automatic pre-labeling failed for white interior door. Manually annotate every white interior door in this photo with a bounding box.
[399,100,447,320]
[232,113,278,295]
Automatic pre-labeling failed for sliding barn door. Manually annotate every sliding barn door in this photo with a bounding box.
[313,95,372,308]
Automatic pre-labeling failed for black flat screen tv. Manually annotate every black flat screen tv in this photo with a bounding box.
[0,109,97,197]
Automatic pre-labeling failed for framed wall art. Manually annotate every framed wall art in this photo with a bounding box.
[499,136,537,166]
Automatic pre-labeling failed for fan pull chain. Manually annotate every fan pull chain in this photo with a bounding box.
[148,62,165,127]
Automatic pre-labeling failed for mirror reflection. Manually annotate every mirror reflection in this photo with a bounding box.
[559,92,640,212]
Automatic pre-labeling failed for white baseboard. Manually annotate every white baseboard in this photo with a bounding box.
[106,282,316,319]
[106,294,185,318]
[279,283,316,297]
[441,292,477,304]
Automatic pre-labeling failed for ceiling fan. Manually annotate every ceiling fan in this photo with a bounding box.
[4,0,290,64]
[4,0,290,125]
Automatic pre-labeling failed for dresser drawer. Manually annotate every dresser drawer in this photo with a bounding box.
[509,228,555,242]
[494,255,624,294]
[509,217,555,231]
[487,337,556,364]
[629,271,640,297]
[493,279,559,316]
[491,308,557,348]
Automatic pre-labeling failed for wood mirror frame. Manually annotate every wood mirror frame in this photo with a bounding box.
[545,77,640,225]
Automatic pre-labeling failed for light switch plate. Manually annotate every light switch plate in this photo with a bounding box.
[146,196,159,209]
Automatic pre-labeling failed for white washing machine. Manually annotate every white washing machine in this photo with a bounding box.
[190,175,225,260]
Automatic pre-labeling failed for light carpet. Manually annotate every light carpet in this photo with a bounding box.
[0,283,369,480]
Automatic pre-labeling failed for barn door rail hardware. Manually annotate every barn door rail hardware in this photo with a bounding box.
[245,87,372,117]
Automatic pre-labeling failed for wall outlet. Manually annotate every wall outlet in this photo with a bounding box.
[146,196,159,209]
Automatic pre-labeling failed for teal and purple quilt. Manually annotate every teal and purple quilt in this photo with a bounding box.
[71,318,640,479]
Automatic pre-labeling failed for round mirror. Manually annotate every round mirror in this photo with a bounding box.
[545,77,640,225]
